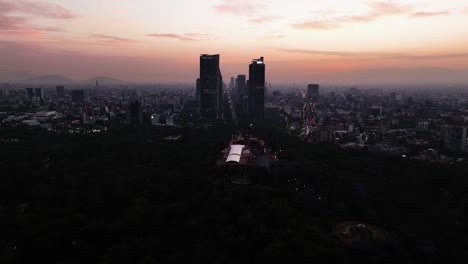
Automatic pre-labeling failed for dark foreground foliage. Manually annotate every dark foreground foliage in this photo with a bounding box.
[0,122,467,263]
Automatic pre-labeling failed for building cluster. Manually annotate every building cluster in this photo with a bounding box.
[263,85,468,164]
[0,83,199,133]
[197,54,266,120]
[1,54,468,164]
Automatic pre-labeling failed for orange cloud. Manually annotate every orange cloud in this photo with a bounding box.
[146,33,197,41]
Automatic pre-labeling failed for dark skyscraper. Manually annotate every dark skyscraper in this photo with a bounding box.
[248,57,265,119]
[56,86,65,98]
[307,84,320,102]
[199,54,222,119]
[0,83,9,97]
[128,100,143,126]
[441,125,467,152]
[235,74,247,117]
[236,75,246,97]
[25,88,34,101]
[230,77,235,91]
[196,78,201,102]
[71,90,85,103]
[35,88,43,100]
[219,72,224,113]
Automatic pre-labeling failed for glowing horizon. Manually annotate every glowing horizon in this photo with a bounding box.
[1,0,468,84]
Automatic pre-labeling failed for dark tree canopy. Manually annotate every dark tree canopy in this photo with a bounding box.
[0,123,467,263]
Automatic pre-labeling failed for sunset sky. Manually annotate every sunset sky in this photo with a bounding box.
[1,0,468,84]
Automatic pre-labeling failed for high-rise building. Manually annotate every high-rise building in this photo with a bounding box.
[1,83,10,97]
[34,88,43,100]
[71,90,85,103]
[235,74,247,117]
[196,78,201,102]
[248,57,265,119]
[128,100,143,126]
[219,73,224,112]
[441,125,467,152]
[230,77,235,91]
[307,84,319,102]
[151,114,161,126]
[56,86,65,98]
[25,88,34,101]
[236,75,246,97]
[199,54,222,118]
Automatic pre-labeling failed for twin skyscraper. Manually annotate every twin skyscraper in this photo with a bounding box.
[197,54,265,120]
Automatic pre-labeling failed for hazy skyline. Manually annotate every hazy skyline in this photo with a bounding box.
[1,0,468,84]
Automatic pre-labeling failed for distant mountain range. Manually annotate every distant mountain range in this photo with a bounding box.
[0,72,126,86]
[1,67,468,86]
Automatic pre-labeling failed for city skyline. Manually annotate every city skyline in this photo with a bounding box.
[1,0,468,84]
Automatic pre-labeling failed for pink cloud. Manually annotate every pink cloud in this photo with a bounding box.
[91,34,137,45]
[146,33,215,41]
[0,0,76,19]
[0,14,27,30]
[213,0,265,16]
[248,16,282,24]
[293,20,341,30]
[146,33,196,41]
[294,2,455,30]
[411,11,451,17]
[35,26,66,32]
[213,0,281,24]
[0,14,66,35]
[183,33,214,39]
[292,1,417,30]
[368,1,405,16]
[0,0,75,35]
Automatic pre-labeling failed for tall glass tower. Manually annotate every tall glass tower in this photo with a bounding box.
[248,57,265,119]
[200,54,222,119]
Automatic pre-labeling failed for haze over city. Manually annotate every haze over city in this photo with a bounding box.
[1,0,468,84]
